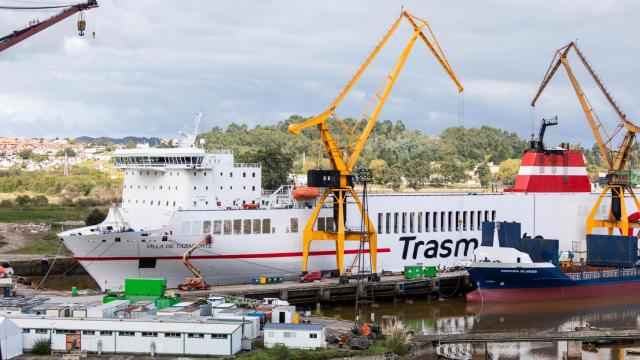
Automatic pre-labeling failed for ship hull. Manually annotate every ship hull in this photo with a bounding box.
[60,191,633,290]
[467,264,640,303]
[467,281,640,303]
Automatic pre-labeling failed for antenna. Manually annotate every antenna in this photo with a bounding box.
[193,112,203,135]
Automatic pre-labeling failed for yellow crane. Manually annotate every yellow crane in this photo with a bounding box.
[531,41,640,236]
[288,10,463,276]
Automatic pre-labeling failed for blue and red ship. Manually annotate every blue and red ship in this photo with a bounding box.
[465,225,640,303]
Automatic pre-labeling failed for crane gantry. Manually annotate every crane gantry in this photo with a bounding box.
[288,10,463,276]
[531,41,640,236]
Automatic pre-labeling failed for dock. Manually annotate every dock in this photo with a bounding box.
[415,328,640,344]
[181,271,471,305]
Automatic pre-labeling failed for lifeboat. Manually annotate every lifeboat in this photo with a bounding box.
[242,203,260,209]
[292,187,320,200]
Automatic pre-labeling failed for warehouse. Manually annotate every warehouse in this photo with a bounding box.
[12,316,243,356]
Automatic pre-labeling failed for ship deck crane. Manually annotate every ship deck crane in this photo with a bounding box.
[531,41,640,235]
[179,234,213,291]
[0,0,98,54]
[288,10,463,276]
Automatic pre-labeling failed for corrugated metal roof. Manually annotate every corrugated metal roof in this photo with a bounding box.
[264,323,325,331]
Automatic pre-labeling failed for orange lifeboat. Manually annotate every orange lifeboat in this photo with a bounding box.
[293,187,320,200]
[242,203,260,209]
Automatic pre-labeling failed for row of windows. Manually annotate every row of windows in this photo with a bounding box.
[377,210,496,234]
[315,217,335,232]
[180,218,301,236]
[115,156,204,166]
[124,170,257,178]
[23,329,226,339]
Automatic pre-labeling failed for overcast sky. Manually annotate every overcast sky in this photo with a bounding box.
[0,0,638,146]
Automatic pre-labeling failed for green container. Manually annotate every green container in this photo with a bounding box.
[124,278,166,297]
[276,276,284,283]
[154,295,181,309]
[125,295,160,303]
[103,294,124,303]
[423,266,438,278]
[404,265,424,279]
[71,287,78,297]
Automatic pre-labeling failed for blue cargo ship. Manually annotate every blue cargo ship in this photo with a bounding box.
[466,225,640,303]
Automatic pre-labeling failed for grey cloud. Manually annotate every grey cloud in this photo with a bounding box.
[0,0,637,148]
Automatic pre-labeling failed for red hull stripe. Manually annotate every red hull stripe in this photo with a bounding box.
[75,248,391,261]
[507,174,591,193]
[466,281,640,303]
[519,150,586,167]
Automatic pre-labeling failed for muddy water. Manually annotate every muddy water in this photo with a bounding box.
[323,295,640,359]
[29,274,99,291]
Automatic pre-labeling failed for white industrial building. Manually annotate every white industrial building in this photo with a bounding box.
[271,305,296,324]
[12,316,244,356]
[0,317,22,359]
[264,323,326,350]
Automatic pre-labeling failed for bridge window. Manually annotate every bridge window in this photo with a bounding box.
[243,219,251,234]
[393,213,399,234]
[385,213,390,234]
[409,212,415,233]
[203,221,211,234]
[262,219,271,234]
[224,220,231,235]
[233,220,242,234]
[213,220,222,235]
[253,219,261,234]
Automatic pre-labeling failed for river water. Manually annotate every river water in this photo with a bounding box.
[324,294,640,359]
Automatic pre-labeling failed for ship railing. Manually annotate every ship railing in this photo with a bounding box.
[566,267,638,281]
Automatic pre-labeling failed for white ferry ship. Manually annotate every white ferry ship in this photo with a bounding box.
[59,114,630,290]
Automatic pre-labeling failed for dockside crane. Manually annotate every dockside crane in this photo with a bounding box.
[0,0,98,54]
[288,10,463,276]
[531,42,640,236]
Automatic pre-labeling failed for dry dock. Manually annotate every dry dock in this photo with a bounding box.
[179,271,471,305]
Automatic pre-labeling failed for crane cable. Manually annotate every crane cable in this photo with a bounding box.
[0,4,76,10]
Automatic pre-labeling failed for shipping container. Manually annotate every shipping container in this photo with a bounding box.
[423,266,437,278]
[404,265,423,279]
[586,234,637,267]
[482,221,521,247]
[124,278,166,297]
[520,238,559,265]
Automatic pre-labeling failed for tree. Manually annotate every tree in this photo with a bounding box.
[56,148,76,157]
[124,140,136,149]
[498,159,520,185]
[15,194,31,206]
[438,160,468,186]
[85,208,107,226]
[404,159,431,190]
[369,159,390,185]
[16,149,33,160]
[475,162,492,188]
[237,147,294,190]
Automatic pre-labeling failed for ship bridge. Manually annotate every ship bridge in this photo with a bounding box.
[113,148,219,170]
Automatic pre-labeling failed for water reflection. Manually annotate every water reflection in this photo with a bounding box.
[323,295,640,359]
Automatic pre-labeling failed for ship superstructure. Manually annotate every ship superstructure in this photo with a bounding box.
[59,116,630,290]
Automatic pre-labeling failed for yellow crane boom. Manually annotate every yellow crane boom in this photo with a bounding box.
[531,41,640,235]
[288,10,463,276]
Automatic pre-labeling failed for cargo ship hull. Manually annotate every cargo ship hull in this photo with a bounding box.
[466,264,640,303]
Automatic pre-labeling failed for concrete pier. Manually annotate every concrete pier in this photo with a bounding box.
[186,271,471,305]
